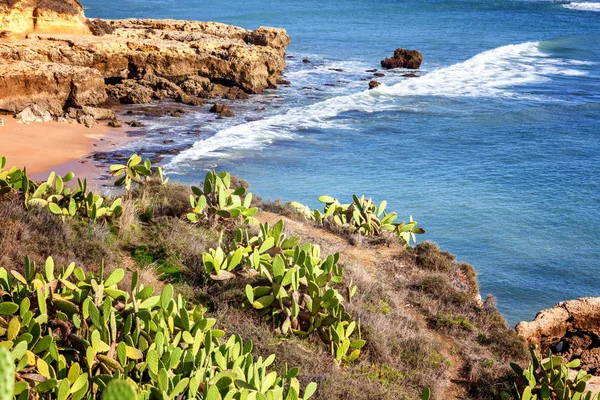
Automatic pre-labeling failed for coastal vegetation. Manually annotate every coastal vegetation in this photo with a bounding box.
[0,154,598,399]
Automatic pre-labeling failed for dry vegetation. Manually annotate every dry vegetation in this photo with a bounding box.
[0,180,527,399]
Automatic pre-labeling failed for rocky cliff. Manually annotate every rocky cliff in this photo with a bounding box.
[0,0,90,37]
[0,4,290,124]
[516,297,600,375]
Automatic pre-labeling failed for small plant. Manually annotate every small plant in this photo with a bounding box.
[290,194,425,247]
[0,155,122,223]
[187,170,258,225]
[511,345,600,400]
[109,154,154,191]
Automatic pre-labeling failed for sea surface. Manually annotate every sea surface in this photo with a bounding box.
[83,0,600,325]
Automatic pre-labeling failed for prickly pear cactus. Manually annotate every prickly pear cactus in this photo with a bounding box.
[102,379,136,400]
[0,346,15,400]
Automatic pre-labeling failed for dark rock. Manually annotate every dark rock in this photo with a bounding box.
[209,103,228,113]
[126,120,144,127]
[125,110,135,115]
[276,78,291,85]
[374,72,385,77]
[86,19,115,36]
[219,108,235,118]
[402,73,418,78]
[224,87,249,100]
[209,103,235,118]
[167,109,186,117]
[381,48,423,70]
[328,68,343,72]
[176,93,204,106]
[368,80,380,90]
[287,55,294,59]
[107,119,122,128]
[163,139,174,144]
[302,58,311,63]
[366,69,378,72]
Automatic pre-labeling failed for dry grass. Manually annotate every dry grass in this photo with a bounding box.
[0,180,529,400]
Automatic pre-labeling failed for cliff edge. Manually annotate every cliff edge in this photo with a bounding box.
[0,0,90,37]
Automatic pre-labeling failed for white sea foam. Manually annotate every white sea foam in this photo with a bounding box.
[563,2,600,11]
[168,41,588,166]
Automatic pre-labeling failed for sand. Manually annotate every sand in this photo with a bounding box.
[0,116,130,178]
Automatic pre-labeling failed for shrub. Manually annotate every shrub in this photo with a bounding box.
[512,346,600,400]
[0,256,316,399]
[188,171,258,226]
[290,195,424,247]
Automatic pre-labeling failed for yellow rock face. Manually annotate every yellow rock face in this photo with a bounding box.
[0,0,90,37]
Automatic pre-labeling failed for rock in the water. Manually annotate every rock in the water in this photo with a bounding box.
[209,103,234,117]
[126,120,144,127]
[176,93,204,106]
[219,108,235,118]
[276,78,290,85]
[381,48,423,70]
[302,58,311,63]
[368,80,380,90]
[108,119,122,128]
[374,72,385,77]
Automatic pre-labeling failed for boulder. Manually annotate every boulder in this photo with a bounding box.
[381,48,422,70]
[368,80,380,90]
[516,297,600,375]
[81,106,115,120]
[209,103,234,117]
[245,26,291,56]
[16,104,52,123]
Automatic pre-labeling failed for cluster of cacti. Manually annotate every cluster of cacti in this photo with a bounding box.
[110,154,168,191]
[511,345,600,400]
[0,156,122,223]
[0,256,316,399]
[202,220,364,365]
[290,194,425,247]
[187,171,258,226]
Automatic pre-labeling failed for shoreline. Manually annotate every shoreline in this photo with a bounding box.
[0,115,132,179]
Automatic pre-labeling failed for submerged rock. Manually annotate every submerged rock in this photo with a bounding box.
[381,48,423,70]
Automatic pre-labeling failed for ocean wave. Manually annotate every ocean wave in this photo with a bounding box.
[562,2,600,11]
[168,41,588,166]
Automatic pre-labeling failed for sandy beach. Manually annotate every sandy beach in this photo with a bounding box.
[0,115,130,177]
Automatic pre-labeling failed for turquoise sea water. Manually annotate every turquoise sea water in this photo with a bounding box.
[83,0,600,325]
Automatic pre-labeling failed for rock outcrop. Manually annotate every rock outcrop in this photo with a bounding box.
[381,48,422,70]
[0,0,90,37]
[516,297,600,374]
[0,3,291,124]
